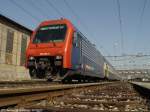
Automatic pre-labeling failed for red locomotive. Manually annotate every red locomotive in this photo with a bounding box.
[26,19,119,82]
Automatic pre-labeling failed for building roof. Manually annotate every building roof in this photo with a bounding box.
[0,14,32,33]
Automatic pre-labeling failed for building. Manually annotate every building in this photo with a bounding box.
[0,14,32,80]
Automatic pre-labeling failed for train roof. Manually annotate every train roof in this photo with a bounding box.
[39,18,73,27]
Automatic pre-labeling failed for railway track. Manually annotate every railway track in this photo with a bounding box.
[25,82,149,112]
[0,81,112,109]
[0,79,51,87]
[0,81,149,111]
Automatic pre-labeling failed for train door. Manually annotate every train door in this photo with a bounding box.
[104,63,109,78]
[71,31,81,70]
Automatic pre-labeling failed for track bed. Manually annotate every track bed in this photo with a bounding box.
[1,82,150,111]
[26,82,149,111]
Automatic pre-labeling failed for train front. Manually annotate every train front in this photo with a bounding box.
[26,19,74,81]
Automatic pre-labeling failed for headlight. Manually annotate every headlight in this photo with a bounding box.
[29,56,35,60]
[56,56,62,59]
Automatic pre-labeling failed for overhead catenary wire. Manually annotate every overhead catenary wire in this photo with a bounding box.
[106,54,150,70]
[116,0,124,55]
[134,0,147,51]
[63,0,110,56]
[105,54,150,57]
[63,0,82,23]
[63,0,93,37]
[26,0,50,19]
[100,46,111,56]
[46,0,64,17]
[138,0,147,30]
[105,54,150,62]
[8,0,110,56]
[9,0,41,23]
[46,0,86,30]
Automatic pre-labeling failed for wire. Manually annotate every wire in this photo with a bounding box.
[63,0,81,21]
[106,54,150,62]
[63,0,111,56]
[26,0,50,19]
[116,0,124,55]
[9,0,41,22]
[100,46,111,56]
[105,54,150,57]
[46,0,64,17]
[63,0,91,36]
[63,0,88,31]
[134,0,147,51]
[139,0,147,29]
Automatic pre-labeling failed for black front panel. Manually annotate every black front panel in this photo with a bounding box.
[27,56,63,68]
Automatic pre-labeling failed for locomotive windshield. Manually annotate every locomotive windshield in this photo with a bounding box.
[33,24,67,43]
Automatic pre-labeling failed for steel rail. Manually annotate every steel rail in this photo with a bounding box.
[0,82,113,108]
[0,79,47,84]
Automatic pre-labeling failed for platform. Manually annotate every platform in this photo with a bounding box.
[130,82,150,90]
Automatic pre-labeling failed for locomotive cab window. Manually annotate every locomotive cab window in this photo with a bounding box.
[33,24,67,43]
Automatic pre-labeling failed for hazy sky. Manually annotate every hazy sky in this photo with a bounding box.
[0,0,150,56]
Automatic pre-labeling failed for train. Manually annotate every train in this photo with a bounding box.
[25,18,120,82]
